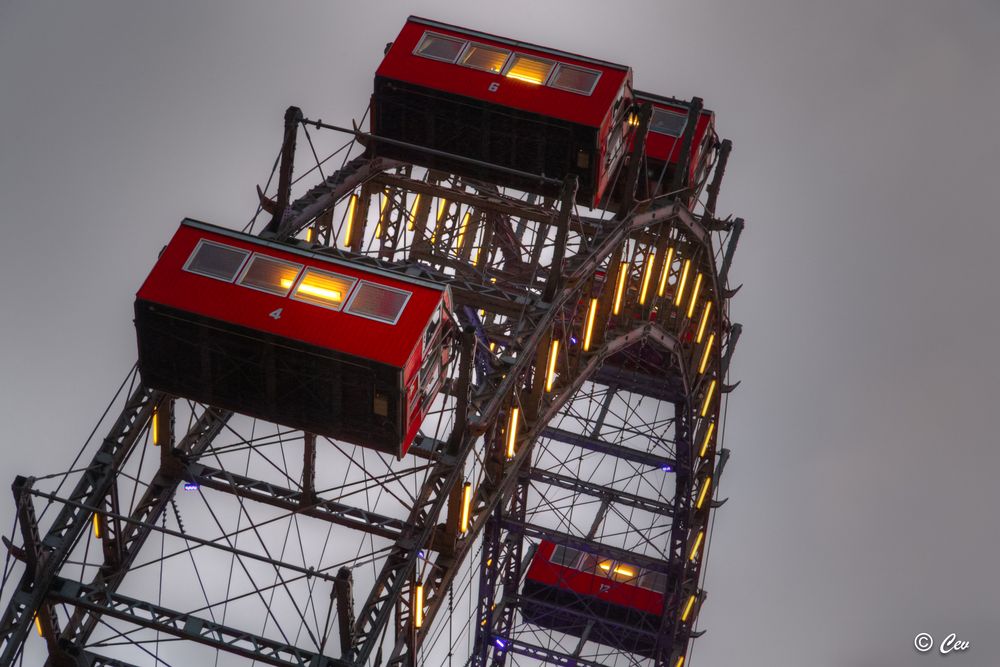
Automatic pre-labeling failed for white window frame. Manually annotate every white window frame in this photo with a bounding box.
[344,279,413,325]
[412,30,468,64]
[502,53,557,86]
[289,267,358,312]
[235,252,304,297]
[547,62,602,96]
[182,238,251,283]
[457,40,512,74]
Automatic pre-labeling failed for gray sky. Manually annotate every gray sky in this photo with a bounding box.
[2,1,999,665]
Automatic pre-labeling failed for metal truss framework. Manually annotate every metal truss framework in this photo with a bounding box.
[0,102,742,667]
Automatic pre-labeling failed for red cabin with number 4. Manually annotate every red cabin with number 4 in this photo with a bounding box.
[371,16,634,208]
[134,220,452,457]
[521,540,668,655]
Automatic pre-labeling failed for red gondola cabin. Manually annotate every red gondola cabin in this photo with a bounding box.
[371,17,634,208]
[634,90,716,198]
[521,540,667,655]
[134,220,452,457]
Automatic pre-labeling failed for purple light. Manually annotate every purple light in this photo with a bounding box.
[660,464,672,472]
[569,336,579,345]
[494,638,507,650]
[418,550,426,559]
[183,482,199,491]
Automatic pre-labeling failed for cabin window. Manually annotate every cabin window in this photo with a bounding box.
[183,240,250,282]
[597,559,639,583]
[237,254,303,296]
[291,268,357,310]
[414,32,466,63]
[504,54,555,85]
[639,569,668,593]
[459,42,510,74]
[650,108,687,137]
[346,281,411,324]
[549,63,601,95]
[550,545,583,568]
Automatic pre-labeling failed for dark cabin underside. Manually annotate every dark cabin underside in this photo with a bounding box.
[134,300,404,456]
[372,77,599,204]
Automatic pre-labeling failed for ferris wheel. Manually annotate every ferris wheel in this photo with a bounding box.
[0,16,743,667]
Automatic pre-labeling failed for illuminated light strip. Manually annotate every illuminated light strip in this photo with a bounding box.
[414,584,425,628]
[612,261,628,315]
[639,249,656,305]
[545,339,559,393]
[698,333,715,375]
[151,407,159,447]
[583,298,598,352]
[455,211,471,251]
[305,227,314,243]
[506,407,520,459]
[437,198,448,222]
[376,190,389,238]
[34,613,43,637]
[407,194,421,231]
[459,482,473,534]
[696,301,713,343]
[343,194,358,247]
[686,273,703,318]
[657,247,675,297]
[701,380,716,417]
[92,513,101,539]
[613,564,635,577]
[676,656,685,667]
[471,245,480,266]
[674,259,691,307]
[699,421,715,459]
[296,282,343,302]
[696,477,712,510]
[506,72,544,84]
[689,531,705,561]
[681,594,697,622]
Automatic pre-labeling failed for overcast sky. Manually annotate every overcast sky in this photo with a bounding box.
[2,1,999,665]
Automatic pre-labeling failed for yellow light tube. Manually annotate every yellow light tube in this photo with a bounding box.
[376,190,389,239]
[699,421,715,459]
[676,656,685,667]
[437,198,448,222]
[657,246,675,297]
[674,259,691,307]
[696,301,713,344]
[296,282,343,302]
[455,210,471,250]
[92,513,101,539]
[639,249,656,305]
[701,380,716,417]
[545,339,559,393]
[698,333,715,375]
[305,226,314,243]
[598,560,612,572]
[583,298,598,352]
[613,564,635,577]
[407,194,421,231]
[506,72,545,84]
[506,407,520,459]
[689,531,705,561]
[459,481,473,534]
[681,593,697,622]
[414,583,425,628]
[612,261,628,315]
[696,477,712,510]
[34,613,43,637]
[686,273,703,318]
[151,407,159,447]
[343,194,357,247]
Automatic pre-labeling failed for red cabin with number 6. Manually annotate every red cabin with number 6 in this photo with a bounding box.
[134,220,452,457]
[371,16,634,208]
